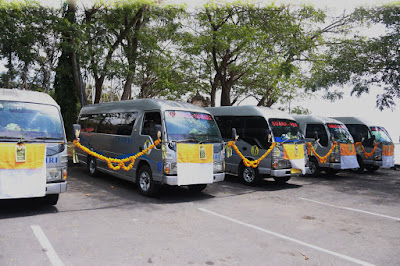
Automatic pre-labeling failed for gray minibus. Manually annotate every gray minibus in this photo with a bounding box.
[333,117,394,171]
[207,106,309,185]
[0,89,67,205]
[75,99,225,196]
[294,115,359,176]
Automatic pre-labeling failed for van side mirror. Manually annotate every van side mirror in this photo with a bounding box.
[73,124,81,139]
[155,124,162,139]
[232,128,239,140]
[267,129,272,143]
[314,131,319,141]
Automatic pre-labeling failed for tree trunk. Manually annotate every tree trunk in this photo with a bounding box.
[209,73,219,107]
[121,74,133,100]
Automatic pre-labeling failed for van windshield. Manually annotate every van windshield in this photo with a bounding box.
[164,111,222,143]
[269,119,304,143]
[0,101,64,141]
[327,124,353,143]
[371,126,392,143]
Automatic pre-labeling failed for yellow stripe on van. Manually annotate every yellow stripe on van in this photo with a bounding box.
[282,144,304,160]
[0,143,45,169]
[382,144,394,156]
[340,143,356,156]
[177,143,213,163]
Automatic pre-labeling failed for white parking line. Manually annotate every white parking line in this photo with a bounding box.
[300,198,400,221]
[199,208,375,266]
[31,225,64,266]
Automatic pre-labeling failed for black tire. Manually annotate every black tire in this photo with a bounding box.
[137,165,160,197]
[325,168,339,176]
[355,156,365,173]
[273,176,290,184]
[44,194,59,205]
[308,157,321,177]
[240,164,260,185]
[188,184,207,192]
[365,165,379,173]
[87,156,99,177]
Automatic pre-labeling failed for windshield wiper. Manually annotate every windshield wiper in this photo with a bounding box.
[175,139,200,143]
[0,136,20,139]
[34,137,63,140]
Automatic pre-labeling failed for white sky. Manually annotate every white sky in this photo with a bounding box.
[3,0,399,142]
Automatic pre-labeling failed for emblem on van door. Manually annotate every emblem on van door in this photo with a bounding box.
[251,145,259,156]
[225,144,232,158]
[144,139,152,155]
[199,144,206,160]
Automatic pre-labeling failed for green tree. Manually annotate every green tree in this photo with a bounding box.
[306,3,400,110]
[54,0,79,140]
[180,1,347,107]
[0,1,57,90]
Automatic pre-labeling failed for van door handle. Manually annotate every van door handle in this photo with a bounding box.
[242,147,247,151]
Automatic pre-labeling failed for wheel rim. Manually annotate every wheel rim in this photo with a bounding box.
[309,161,316,174]
[243,167,255,183]
[139,171,150,191]
[89,159,96,174]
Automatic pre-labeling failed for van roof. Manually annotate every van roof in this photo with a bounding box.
[293,114,344,125]
[0,88,59,107]
[206,105,295,120]
[331,116,375,127]
[79,98,208,115]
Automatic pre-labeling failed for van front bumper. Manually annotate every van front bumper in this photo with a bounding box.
[46,181,67,195]
[164,173,225,186]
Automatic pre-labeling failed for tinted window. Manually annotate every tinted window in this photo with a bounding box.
[306,124,328,147]
[346,124,372,145]
[242,117,270,148]
[141,112,161,140]
[79,112,137,136]
[215,116,269,148]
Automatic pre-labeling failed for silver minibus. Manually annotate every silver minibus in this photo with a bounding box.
[333,117,394,171]
[207,106,309,185]
[75,99,225,196]
[0,89,67,205]
[294,115,359,176]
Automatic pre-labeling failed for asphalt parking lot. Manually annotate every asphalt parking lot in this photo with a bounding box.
[1,166,399,266]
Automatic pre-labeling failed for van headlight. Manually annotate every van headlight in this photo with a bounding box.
[374,152,382,161]
[273,159,290,169]
[213,162,224,173]
[46,168,63,181]
[164,162,177,175]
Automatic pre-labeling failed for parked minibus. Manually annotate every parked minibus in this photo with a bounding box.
[74,99,225,196]
[333,117,394,171]
[206,106,309,185]
[293,115,359,176]
[0,89,67,205]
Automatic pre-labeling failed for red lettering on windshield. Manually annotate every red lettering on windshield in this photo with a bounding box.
[328,124,345,129]
[271,121,297,127]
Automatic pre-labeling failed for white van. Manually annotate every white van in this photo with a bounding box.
[333,117,394,171]
[293,115,359,176]
[207,106,309,185]
[0,89,67,205]
[74,99,225,196]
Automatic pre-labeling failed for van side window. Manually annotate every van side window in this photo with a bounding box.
[215,116,233,139]
[115,112,138,136]
[306,124,328,147]
[346,124,372,146]
[80,112,137,135]
[142,112,161,140]
[242,116,270,149]
[86,114,101,133]
[214,116,241,140]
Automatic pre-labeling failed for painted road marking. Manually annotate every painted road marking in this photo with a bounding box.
[31,225,64,266]
[300,198,400,221]
[199,208,374,266]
